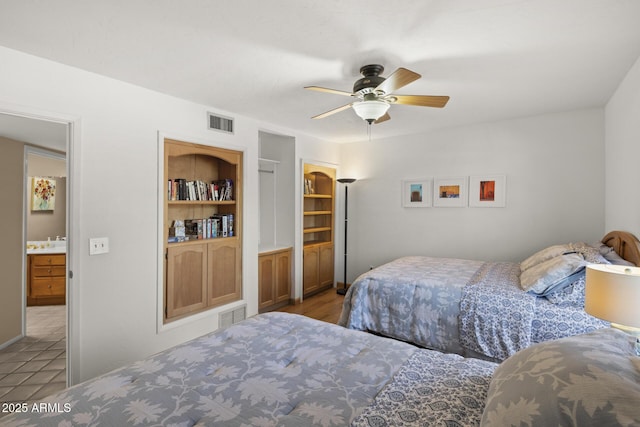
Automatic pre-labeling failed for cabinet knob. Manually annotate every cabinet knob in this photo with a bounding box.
[48,285,51,289]
[48,269,52,274]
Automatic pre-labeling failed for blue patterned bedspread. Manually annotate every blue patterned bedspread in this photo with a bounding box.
[459,262,535,360]
[338,256,484,355]
[460,262,608,360]
[1,313,497,427]
[352,351,496,427]
[339,257,608,361]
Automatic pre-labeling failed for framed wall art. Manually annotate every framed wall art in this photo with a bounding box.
[402,179,432,207]
[469,174,506,207]
[31,176,56,211]
[433,176,467,207]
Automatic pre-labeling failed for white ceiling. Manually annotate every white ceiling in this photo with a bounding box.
[0,113,67,152]
[1,0,640,144]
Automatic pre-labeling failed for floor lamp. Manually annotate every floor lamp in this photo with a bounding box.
[337,178,356,295]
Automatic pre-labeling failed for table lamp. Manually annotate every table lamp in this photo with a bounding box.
[585,264,640,355]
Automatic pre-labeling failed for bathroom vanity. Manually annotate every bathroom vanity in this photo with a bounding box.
[26,241,66,306]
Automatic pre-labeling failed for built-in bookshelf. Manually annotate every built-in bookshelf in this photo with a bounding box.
[163,138,242,322]
[302,163,335,296]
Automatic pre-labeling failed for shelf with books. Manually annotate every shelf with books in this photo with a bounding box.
[167,200,236,205]
[163,138,242,323]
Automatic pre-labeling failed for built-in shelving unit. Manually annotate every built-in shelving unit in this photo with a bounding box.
[302,163,335,296]
[163,138,242,322]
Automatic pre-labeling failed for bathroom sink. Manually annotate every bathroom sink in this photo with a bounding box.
[26,240,67,254]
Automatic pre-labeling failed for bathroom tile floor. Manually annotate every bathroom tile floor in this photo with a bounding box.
[0,305,66,412]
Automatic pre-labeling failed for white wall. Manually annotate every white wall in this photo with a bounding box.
[0,46,339,382]
[605,54,640,235]
[340,109,606,281]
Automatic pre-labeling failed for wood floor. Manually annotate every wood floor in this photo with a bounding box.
[275,287,345,324]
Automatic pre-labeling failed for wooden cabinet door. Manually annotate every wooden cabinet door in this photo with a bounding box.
[208,239,241,307]
[31,254,66,267]
[28,254,66,305]
[274,249,291,304]
[166,244,207,319]
[258,254,275,309]
[303,246,320,295]
[31,277,66,297]
[319,243,334,288]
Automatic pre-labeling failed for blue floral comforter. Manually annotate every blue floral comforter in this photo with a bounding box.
[339,257,608,361]
[1,312,497,427]
[338,256,484,355]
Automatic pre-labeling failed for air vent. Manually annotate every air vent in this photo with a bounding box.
[208,112,234,134]
[219,305,246,328]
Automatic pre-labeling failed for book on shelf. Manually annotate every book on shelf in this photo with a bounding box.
[304,178,315,195]
[170,214,234,242]
[167,178,234,201]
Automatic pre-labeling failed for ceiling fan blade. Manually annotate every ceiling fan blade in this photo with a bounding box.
[304,86,354,97]
[311,103,353,119]
[390,95,450,108]
[374,112,391,124]
[375,67,421,94]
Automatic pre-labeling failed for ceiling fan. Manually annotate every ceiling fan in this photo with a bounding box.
[305,64,449,124]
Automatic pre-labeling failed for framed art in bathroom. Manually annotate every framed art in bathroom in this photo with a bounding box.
[31,176,56,211]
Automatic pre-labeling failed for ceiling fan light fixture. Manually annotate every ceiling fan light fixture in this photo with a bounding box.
[352,100,390,124]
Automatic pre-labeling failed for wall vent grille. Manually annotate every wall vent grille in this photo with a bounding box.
[208,112,234,134]
[219,305,246,328]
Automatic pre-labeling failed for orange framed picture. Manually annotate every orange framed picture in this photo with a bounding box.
[433,176,467,207]
[469,175,506,207]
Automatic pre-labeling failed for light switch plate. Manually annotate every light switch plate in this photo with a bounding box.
[89,237,109,255]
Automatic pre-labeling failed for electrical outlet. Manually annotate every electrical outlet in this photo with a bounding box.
[89,237,109,255]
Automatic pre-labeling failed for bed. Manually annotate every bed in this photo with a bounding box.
[2,312,638,427]
[338,230,640,361]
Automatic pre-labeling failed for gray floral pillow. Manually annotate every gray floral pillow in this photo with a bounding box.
[481,328,640,426]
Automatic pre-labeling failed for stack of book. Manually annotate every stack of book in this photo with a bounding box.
[168,179,234,201]
[168,214,234,243]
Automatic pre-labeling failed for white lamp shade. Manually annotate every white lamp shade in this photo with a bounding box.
[352,100,390,122]
[585,264,640,328]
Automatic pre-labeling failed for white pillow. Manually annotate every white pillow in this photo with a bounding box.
[520,244,571,271]
[520,253,586,295]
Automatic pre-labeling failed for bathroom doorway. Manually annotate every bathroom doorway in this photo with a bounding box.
[0,110,73,399]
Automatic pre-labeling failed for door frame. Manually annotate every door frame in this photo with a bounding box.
[1,103,80,386]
